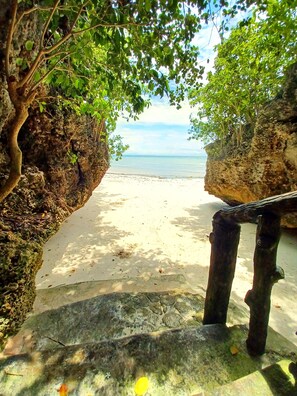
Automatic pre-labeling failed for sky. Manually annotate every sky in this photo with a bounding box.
[114,2,248,157]
[115,98,205,156]
[114,13,222,156]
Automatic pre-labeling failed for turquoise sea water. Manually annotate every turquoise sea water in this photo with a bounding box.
[108,155,207,179]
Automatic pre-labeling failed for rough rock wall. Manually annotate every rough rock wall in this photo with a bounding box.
[205,63,297,227]
[0,104,108,344]
[0,3,109,346]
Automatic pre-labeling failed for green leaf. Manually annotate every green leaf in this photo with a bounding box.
[25,40,34,51]
[33,71,41,82]
[145,0,151,12]
[74,79,80,89]
[148,81,154,91]
[56,75,64,85]
[16,58,23,66]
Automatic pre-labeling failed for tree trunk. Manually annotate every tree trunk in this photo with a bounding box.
[0,104,29,202]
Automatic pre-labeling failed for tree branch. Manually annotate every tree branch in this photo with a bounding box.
[16,0,145,91]
[40,0,60,50]
[16,0,84,89]
[41,1,89,56]
[53,67,91,80]
[29,52,73,93]
[72,20,147,36]
[14,5,71,31]
[5,0,18,78]
[16,51,45,90]
[69,1,90,32]
[44,50,68,62]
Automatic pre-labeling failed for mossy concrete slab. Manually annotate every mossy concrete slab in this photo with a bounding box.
[33,275,195,313]
[0,323,296,395]
[1,290,296,395]
[4,291,205,354]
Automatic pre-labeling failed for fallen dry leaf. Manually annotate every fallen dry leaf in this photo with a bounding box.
[230,345,239,355]
[57,383,68,396]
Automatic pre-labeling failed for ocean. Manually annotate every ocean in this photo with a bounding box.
[108,155,207,179]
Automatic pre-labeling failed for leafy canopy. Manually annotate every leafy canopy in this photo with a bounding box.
[189,0,297,146]
[13,0,208,157]
[12,0,258,157]
[1,0,260,202]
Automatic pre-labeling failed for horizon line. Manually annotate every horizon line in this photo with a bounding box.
[121,153,207,157]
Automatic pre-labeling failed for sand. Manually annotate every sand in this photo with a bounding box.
[36,172,297,347]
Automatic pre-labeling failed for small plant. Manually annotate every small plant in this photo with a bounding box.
[67,150,78,165]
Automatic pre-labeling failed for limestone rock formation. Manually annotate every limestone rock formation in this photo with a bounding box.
[0,106,108,346]
[0,3,109,346]
[205,63,297,228]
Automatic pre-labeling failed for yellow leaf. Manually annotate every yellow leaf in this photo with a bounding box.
[230,345,239,355]
[58,383,68,396]
[134,376,149,395]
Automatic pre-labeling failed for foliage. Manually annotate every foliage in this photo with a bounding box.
[10,0,260,147]
[67,150,78,165]
[189,0,297,145]
[13,0,208,145]
[0,0,265,201]
[108,134,129,161]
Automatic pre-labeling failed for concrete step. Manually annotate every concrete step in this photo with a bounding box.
[33,274,197,314]
[0,289,296,395]
[208,359,297,396]
[1,324,296,396]
[4,290,205,354]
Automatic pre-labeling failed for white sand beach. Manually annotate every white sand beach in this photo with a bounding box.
[36,172,297,347]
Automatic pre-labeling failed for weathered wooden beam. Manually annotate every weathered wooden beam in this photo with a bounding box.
[245,214,284,356]
[203,215,241,325]
[217,190,297,224]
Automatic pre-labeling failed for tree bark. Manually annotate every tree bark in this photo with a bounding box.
[203,215,241,325]
[0,103,29,202]
[245,214,283,355]
[0,77,35,203]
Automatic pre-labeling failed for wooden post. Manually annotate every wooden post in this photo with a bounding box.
[245,214,284,356]
[203,214,241,325]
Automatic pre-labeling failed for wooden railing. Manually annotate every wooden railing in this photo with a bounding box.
[203,191,297,356]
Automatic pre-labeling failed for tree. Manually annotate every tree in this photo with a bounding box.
[1,0,260,202]
[0,0,194,201]
[189,0,297,146]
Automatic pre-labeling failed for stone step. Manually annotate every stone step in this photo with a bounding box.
[0,290,296,395]
[33,274,197,314]
[0,324,296,395]
[208,359,297,396]
[4,291,205,354]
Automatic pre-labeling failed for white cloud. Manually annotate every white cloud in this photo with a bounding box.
[114,124,205,156]
[118,100,193,127]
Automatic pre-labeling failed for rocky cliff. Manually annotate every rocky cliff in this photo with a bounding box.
[0,101,109,348]
[0,4,109,346]
[205,63,297,228]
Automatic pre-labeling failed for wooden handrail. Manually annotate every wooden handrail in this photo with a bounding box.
[203,190,297,356]
[215,190,297,223]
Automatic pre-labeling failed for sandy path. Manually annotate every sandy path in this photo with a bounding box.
[37,173,297,346]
